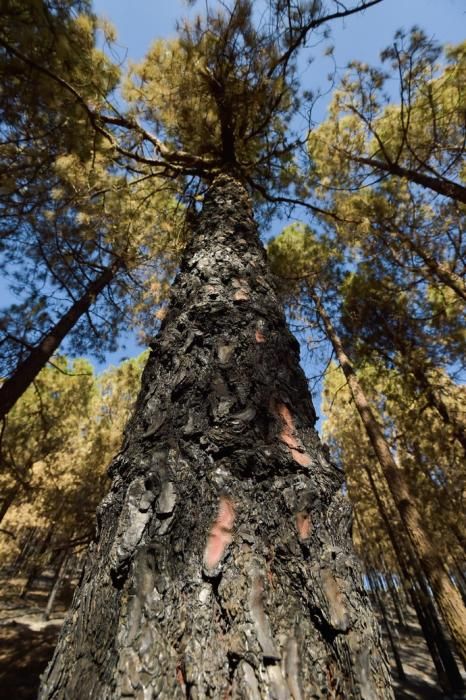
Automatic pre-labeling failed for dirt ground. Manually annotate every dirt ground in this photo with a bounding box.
[381,605,466,700]
[0,579,464,699]
[0,618,62,700]
[0,579,66,699]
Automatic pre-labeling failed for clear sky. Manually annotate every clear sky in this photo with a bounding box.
[92,0,466,66]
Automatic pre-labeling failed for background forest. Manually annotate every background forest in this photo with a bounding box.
[0,0,464,698]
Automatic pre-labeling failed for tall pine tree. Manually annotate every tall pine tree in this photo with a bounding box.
[36,1,393,697]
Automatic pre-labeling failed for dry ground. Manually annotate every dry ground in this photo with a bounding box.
[0,578,67,699]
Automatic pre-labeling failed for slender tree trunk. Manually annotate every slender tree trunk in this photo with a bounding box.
[379,553,407,630]
[380,223,466,302]
[43,550,70,621]
[394,230,466,303]
[310,288,466,667]
[353,515,406,682]
[11,526,37,577]
[389,571,409,621]
[453,562,466,606]
[0,261,120,421]
[367,568,406,682]
[410,365,466,452]
[353,154,466,206]
[40,175,392,699]
[0,483,19,525]
[20,520,56,597]
[408,440,465,550]
[409,581,461,692]
[358,472,465,694]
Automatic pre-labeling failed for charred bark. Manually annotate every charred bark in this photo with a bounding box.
[40,175,392,699]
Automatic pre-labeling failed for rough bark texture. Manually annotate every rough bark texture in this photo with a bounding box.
[40,175,392,700]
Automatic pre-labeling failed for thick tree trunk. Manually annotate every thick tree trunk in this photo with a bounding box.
[40,175,392,699]
[0,261,119,421]
[311,288,466,668]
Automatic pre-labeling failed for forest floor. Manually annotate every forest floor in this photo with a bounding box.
[0,576,68,700]
[383,608,465,699]
[0,575,464,699]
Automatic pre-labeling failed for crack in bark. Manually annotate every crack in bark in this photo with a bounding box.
[308,604,348,646]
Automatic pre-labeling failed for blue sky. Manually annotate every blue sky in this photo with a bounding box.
[93,0,465,66]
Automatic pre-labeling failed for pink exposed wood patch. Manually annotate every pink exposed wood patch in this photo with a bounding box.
[203,496,236,569]
[290,449,312,467]
[272,401,312,467]
[233,288,250,301]
[296,512,312,541]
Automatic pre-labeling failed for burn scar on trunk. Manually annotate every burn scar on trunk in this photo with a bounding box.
[249,570,280,661]
[296,512,312,541]
[232,277,250,302]
[321,569,350,632]
[255,319,267,343]
[285,636,304,700]
[272,401,312,467]
[203,496,236,570]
